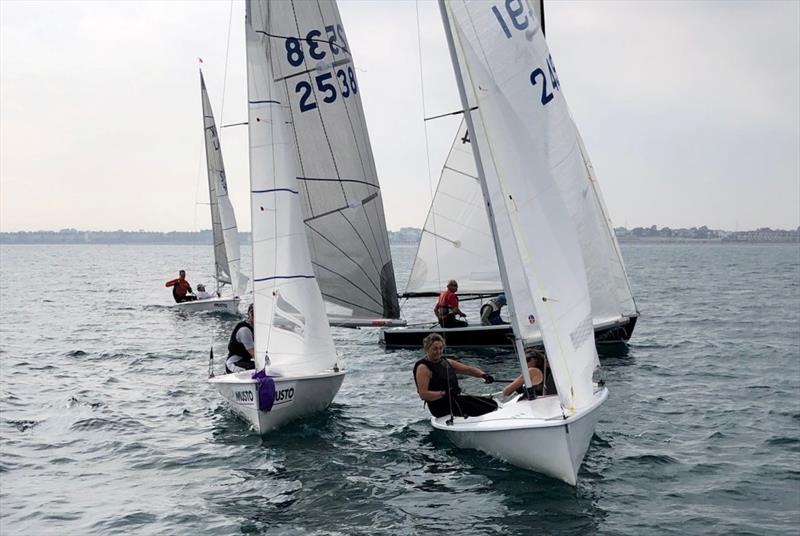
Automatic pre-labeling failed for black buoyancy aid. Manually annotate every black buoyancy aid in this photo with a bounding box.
[227,321,253,361]
[413,358,460,394]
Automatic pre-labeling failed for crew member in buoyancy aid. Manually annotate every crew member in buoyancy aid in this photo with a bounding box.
[434,280,468,328]
[226,303,256,373]
[480,293,508,326]
[413,333,498,418]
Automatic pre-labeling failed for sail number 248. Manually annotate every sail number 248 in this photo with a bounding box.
[490,0,561,106]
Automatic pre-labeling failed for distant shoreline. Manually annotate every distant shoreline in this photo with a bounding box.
[1,227,797,245]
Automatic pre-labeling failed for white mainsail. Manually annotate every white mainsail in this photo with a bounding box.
[246,1,338,376]
[261,0,399,324]
[442,0,599,411]
[200,71,248,298]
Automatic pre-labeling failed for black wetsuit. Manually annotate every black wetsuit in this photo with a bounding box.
[413,358,497,418]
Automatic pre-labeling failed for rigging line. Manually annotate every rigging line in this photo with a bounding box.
[424,106,478,122]
[414,0,442,295]
[219,0,234,126]
[221,121,248,128]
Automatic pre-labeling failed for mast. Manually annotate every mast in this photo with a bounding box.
[437,0,534,392]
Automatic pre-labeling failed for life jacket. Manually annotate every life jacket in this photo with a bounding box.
[413,358,461,417]
[227,321,253,362]
[434,290,457,320]
[480,300,503,325]
[169,278,191,300]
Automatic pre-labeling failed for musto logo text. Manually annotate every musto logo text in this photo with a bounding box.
[234,390,254,403]
[274,387,295,405]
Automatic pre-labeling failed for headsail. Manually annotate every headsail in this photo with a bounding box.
[260,0,399,324]
[200,71,248,297]
[441,0,599,412]
[405,118,637,321]
[246,0,337,376]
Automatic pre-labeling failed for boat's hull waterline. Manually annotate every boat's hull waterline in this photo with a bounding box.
[432,387,608,485]
[208,369,346,433]
[382,315,637,348]
[170,296,240,313]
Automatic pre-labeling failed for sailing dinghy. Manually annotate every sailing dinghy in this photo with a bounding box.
[382,1,637,348]
[173,71,248,314]
[427,0,609,484]
[209,0,345,433]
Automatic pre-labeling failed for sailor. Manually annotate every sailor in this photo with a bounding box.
[501,347,556,398]
[413,333,497,418]
[226,304,256,373]
[433,279,468,328]
[195,284,213,300]
[165,269,196,303]
[480,293,508,326]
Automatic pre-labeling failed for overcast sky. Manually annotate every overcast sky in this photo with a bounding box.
[1,0,798,232]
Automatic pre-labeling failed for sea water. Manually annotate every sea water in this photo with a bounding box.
[0,243,798,535]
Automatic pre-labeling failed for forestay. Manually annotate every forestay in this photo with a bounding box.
[246,1,337,376]
[443,0,599,412]
[200,72,248,297]
[259,0,399,323]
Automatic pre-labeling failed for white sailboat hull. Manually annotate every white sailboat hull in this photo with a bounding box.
[208,369,345,434]
[431,387,608,485]
[170,296,239,313]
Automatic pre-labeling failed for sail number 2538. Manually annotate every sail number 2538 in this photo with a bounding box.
[285,26,358,113]
[491,1,561,106]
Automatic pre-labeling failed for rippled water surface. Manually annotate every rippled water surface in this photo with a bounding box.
[1,243,798,535]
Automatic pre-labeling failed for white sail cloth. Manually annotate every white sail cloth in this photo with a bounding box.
[200,72,248,297]
[259,0,399,322]
[406,118,636,321]
[443,1,600,412]
[246,1,337,376]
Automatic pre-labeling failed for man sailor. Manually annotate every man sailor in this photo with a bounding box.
[433,279,468,328]
[165,270,196,303]
[480,293,508,326]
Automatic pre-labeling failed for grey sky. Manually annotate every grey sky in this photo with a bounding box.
[1,0,798,232]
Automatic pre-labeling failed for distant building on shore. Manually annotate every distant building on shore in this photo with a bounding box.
[1,226,797,245]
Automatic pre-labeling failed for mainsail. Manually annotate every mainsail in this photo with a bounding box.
[200,71,248,297]
[442,0,600,411]
[246,0,338,376]
[259,0,399,324]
